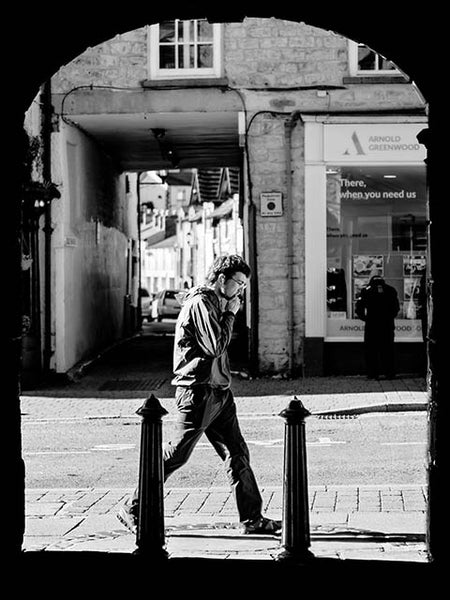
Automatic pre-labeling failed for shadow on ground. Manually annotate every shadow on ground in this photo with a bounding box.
[20,332,426,399]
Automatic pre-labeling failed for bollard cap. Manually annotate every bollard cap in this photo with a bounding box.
[136,394,168,418]
[279,396,311,422]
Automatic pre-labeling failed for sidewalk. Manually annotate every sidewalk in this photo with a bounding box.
[23,484,428,562]
[20,332,429,563]
[21,331,428,415]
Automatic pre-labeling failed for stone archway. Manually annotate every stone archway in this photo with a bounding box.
[7,7,444,566]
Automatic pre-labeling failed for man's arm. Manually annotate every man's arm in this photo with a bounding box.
[355,294,366,321]
[190,296,235,358]
[391,288,400,318]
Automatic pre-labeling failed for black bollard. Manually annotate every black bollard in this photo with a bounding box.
[276,396,315,563]
[134,393,169,559]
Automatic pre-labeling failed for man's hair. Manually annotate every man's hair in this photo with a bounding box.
[369,275,384,285]
[205,254,251,284]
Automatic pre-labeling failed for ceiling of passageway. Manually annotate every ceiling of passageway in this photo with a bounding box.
[66,110,241,171]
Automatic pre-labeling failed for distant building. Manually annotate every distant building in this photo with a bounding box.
[142,167,243,292]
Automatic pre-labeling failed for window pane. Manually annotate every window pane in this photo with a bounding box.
[378,55,396,70]
[326,165,427,330]
[160,45,175,69]
[392,215,427,252]
[177,20,185,41]
[185,21,196,42]
[189,45,196,68]
[358,45,376,70]
[198,44,213,68]
[198,20,213,41]
[178,20,194,42]
[159,21,175,43]
[178,45,185,69]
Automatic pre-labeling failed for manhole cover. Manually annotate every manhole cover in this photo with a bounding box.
[317,414,358,420]
[98,378,166,391]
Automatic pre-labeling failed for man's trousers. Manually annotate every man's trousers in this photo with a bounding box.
[125,385,263,524]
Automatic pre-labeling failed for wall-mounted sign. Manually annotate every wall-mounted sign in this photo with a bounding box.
[260,192,283,216]
[324,123,426,162]
[64,236,78,247]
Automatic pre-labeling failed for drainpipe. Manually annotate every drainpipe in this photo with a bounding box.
[242,147,259,376]
[137,172,143,326]
[248,200,258,375]
[284,111,303,377]
[41,81,54,374]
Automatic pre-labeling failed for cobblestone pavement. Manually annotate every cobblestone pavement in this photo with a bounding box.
[23,484,428,562]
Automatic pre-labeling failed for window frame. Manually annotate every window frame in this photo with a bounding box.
[348,40,401,76]
[148,20,222,80]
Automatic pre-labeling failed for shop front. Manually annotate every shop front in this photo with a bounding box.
[304,117,428,375]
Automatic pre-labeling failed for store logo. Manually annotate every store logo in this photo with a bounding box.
[343,131,366,156]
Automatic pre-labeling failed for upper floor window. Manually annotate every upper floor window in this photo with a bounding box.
[349,41,400,76]
[149,19,222,79]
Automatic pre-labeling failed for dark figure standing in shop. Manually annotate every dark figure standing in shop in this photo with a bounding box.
[118,254,281,536]
[355,275,400,380]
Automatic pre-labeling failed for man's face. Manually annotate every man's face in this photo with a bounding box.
[219,271,248,300]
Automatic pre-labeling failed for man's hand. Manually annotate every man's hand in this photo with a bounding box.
[225,295,241,314]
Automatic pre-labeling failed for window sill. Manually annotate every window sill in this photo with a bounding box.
[141,77,229,89]
[343,76,411,84]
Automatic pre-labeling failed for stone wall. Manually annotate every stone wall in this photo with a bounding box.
[224,18,348,88]
[52,28,148,91]
[244,111,305,372]
[49,16,425,374]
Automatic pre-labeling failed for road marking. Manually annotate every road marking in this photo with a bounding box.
[24,444,137,455]
[23,418,88,423]
[381,442,424,446]
[195,437,347,449]
[92,444,136,451]
[248,439,284,447]
[193,439,284,449]
[24,451,91,455]
[307,437,347,446]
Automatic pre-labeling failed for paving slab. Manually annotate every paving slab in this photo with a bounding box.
[25,516,83,537]
[348,511,426,534]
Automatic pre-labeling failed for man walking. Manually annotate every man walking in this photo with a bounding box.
[118,254,281,535]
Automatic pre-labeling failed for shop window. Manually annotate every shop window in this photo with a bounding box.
[326,165,427,341]
[149,19,222,79]
[348,41,400,76]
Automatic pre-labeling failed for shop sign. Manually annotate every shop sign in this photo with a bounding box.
[326,318,423,342]
[324,124,426,162]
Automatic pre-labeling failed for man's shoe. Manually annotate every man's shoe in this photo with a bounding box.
[117,505,137,535]
[241,516,282,535]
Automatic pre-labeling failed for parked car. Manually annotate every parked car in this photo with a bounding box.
[151,289,183,321]
[139,287,154,323]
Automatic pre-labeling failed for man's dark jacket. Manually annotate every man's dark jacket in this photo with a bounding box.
[171,286,235,389]
[355,277,400,336]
